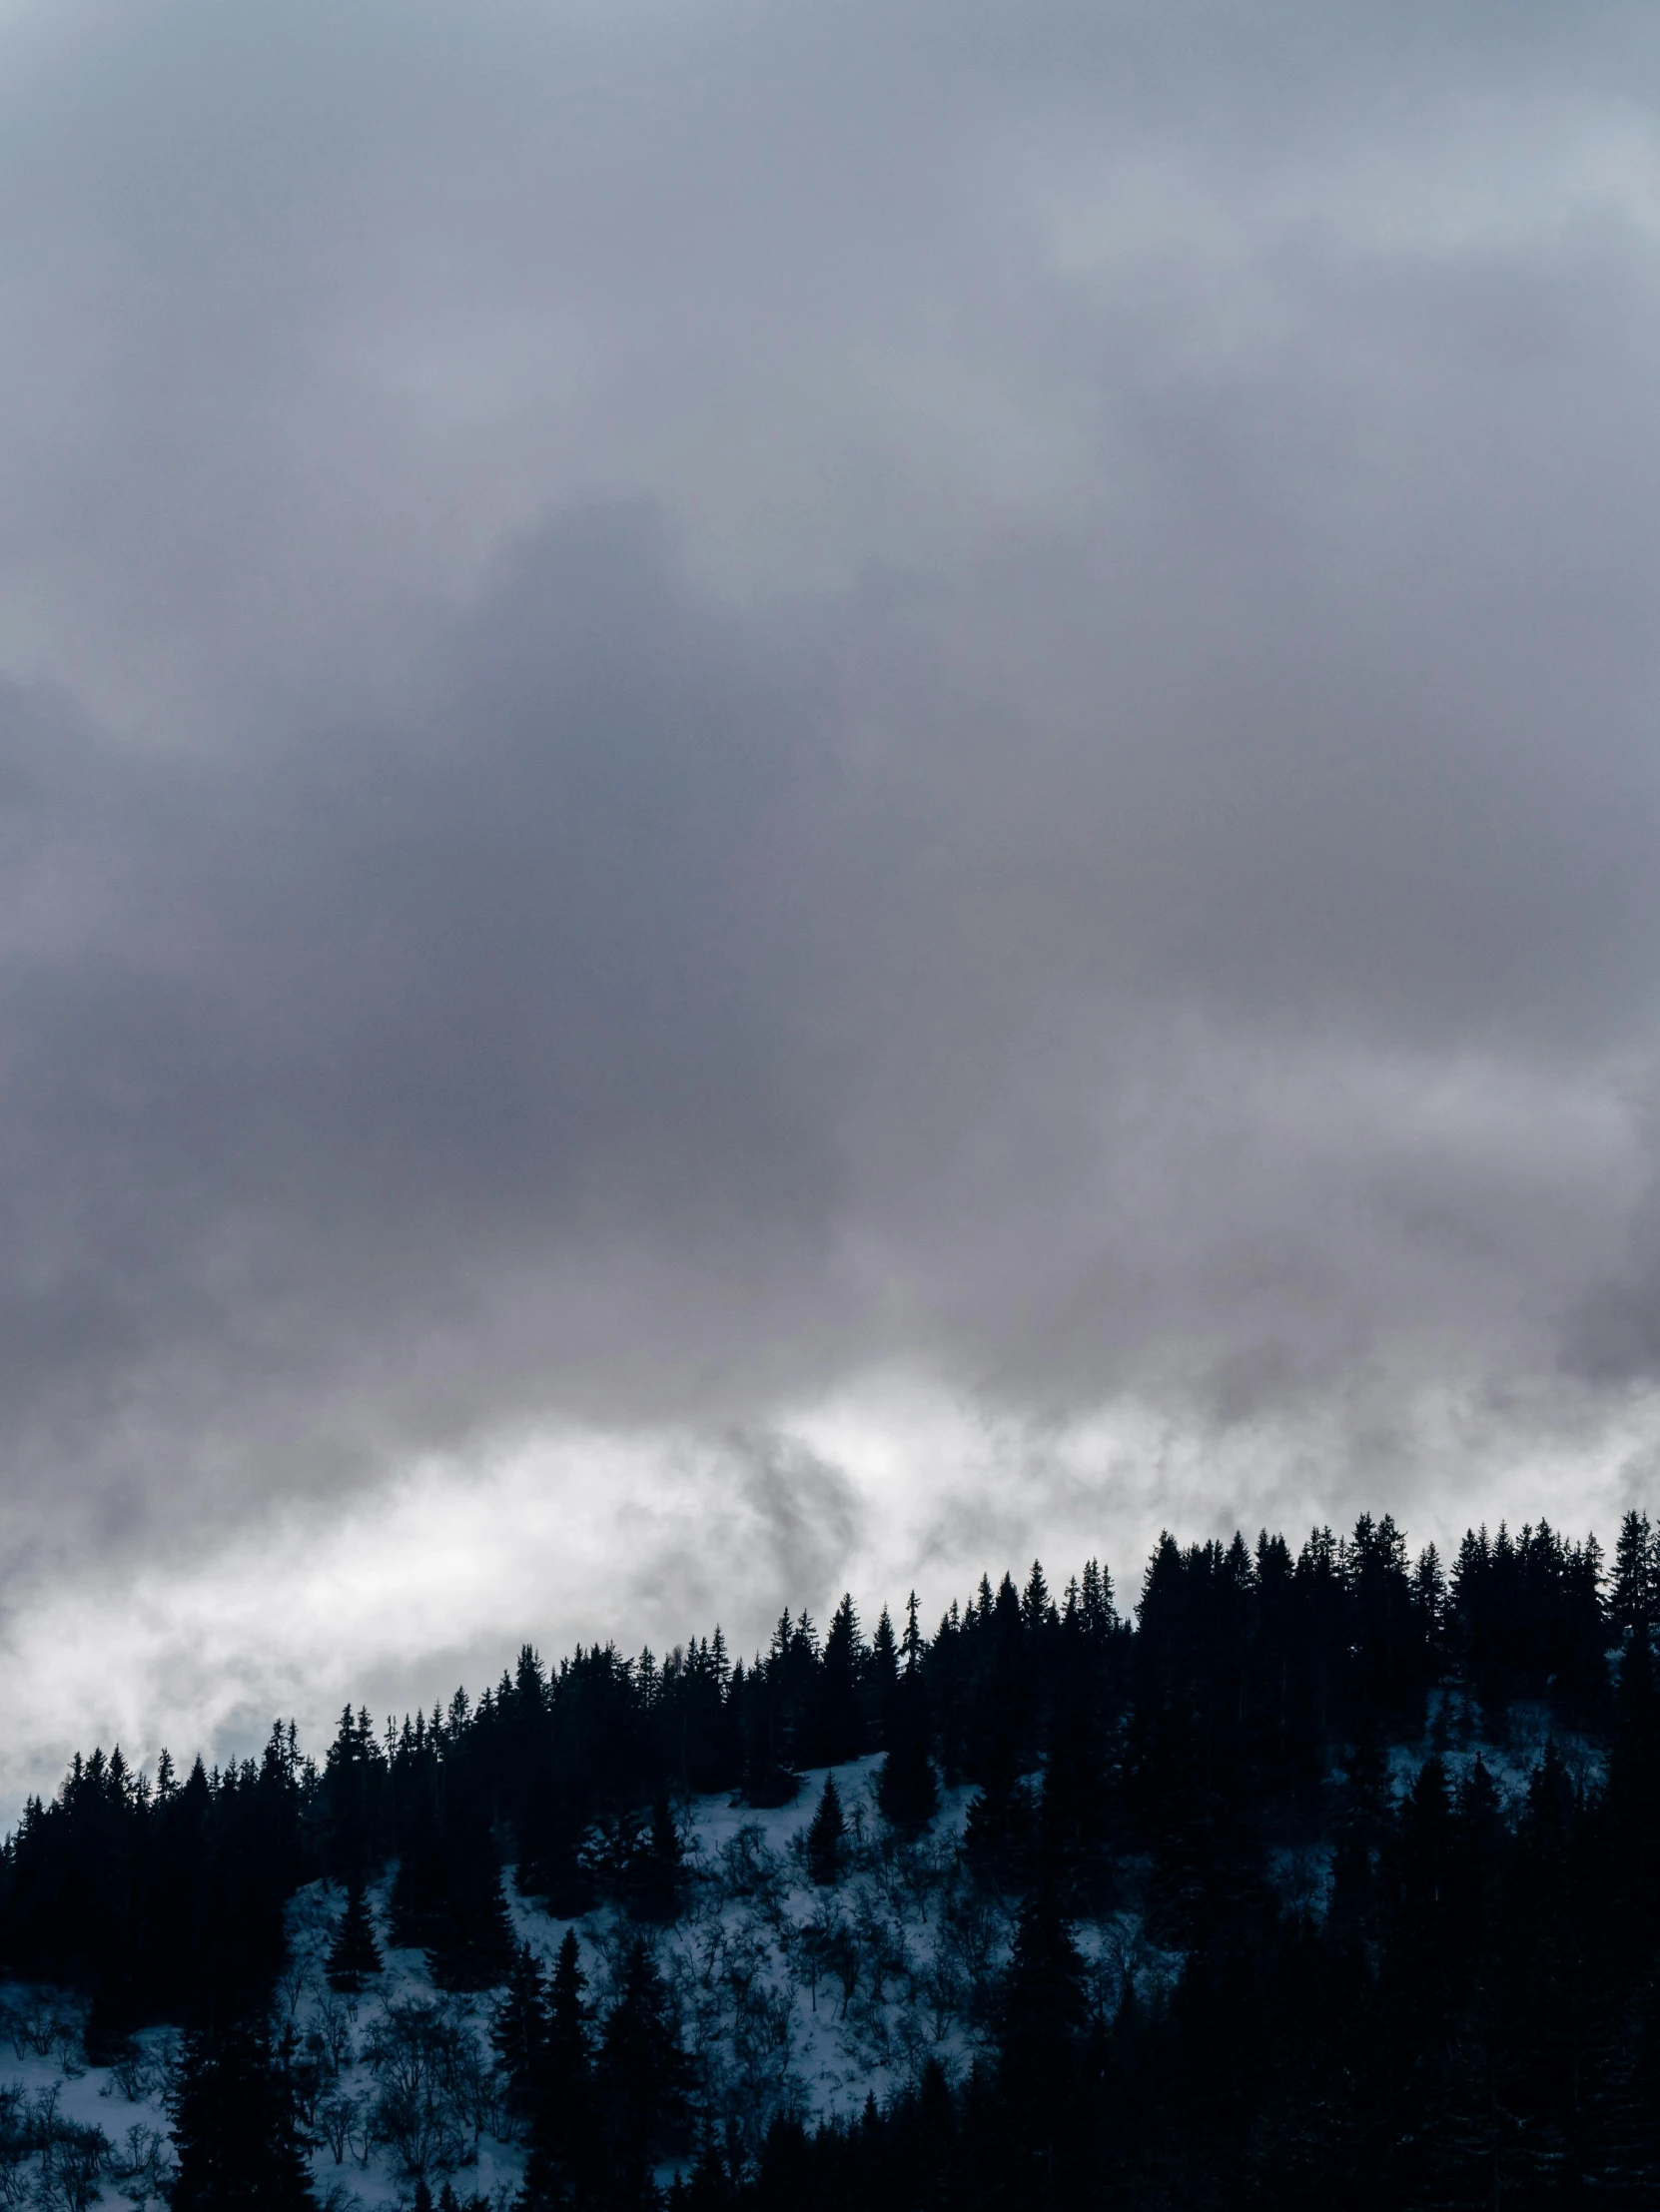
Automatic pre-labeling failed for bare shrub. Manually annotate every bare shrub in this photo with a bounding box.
[318,2091,360,2165]
[107,2121,173,2208]
[33,2117,109,2212]
[363,1995,488,2179]
[101,2038,167,2104]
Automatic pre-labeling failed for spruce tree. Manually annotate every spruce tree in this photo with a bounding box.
[1020,1560,1055,1634]
[963,1736,1029,1885]
[866,1606,899,1747]
[806,1771,846,1885]
[519,1928,594,2210]
[1079,1558,1116,1639]
[684,2130,734,2209]
[739,1667,799,1809]
[325,1879,383,1993]
[997,1880,1087,2182]
[812,1597,866,1767]
[599,1941,691,2201]
[429,1813,516,1991]
[629,1780,685,1922]
[389,1767,447,1952]
[169,2016,318,2210]
[877,1673,938,1830]
[1614,1510,1656,1642]
[493,1942,549,2122]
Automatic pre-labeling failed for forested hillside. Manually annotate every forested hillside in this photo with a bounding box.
[3,1509,1659,2207]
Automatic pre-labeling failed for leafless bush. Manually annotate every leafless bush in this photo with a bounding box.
[1,2000,60,2063]
[0,2087,123,2211]
[0,2082,26,2208]
[942,1884,1006,1999]
[276,1959,311,2022]
[318,2091,360,2165]
[314,1994,358,2074]
[916,1959,965,2041]
[50,2011,87,2079]
[851,1894,907,2005]
[788,1900,839,2014]
[831,1925,862,2019]
[19,2085,61,2152]
[374,2078,466,2181]
[713,1826,785,1907]
[363,1995,489,2178]
[106,2121,172,2208]
[31,2117,108,2212]
[290,2027,334,2134]
[100,2039,167,2104]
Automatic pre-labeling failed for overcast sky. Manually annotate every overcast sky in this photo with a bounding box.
[2,0,1660,1805]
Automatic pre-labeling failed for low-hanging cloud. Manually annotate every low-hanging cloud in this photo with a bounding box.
[0,0,1659,1786]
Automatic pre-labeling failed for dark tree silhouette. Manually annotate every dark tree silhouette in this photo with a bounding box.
[805,1772,846,1885]
[169,2016,317,2209]
[325,1878,383,1993]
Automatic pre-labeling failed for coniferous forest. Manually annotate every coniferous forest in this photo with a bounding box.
[5,1510,1660,2207]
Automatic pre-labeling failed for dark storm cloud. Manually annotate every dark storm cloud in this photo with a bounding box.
[0,0,1657,1608]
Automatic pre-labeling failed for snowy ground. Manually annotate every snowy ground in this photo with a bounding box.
[0,1725,1587,2208]
[284,1755,1053,2208]
[0,1998,174,2208]
[0,1756,1138,2208]
[1380,1688,1605,1807]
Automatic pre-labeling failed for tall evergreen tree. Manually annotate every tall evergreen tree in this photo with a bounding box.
[996,1880,1087,2185]
[1021,1560,1055,1634]
[427,1807,516,1992]
[1614,1510,1656,1641]
[519,1928,594,2210]
[629,1780,685,1921]
[599,1942,691,2204]
[169,2017,318,2210]
[493,1942,549,2123]
[806,1771,847,1885]
[963,1735,1030,1885]
[877,1670,938,1830]
[812,1597,867,1767]
[325,1878,383,1993]
[866,1606,899,1744]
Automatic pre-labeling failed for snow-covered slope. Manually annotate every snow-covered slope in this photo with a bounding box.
[0,1723,1598,2208]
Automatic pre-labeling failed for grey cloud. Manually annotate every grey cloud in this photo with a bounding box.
[719,1434,865,1635]
[0,0,1656,1613]
[0,487,1647,1551]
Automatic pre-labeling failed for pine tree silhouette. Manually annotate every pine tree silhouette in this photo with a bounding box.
[963,1735,1029,1885]
[493,1941,549,2120]
[600,1940,692,2201]
[877,1672,938,1830]
[428,1811,516,1991]
[812,1597,866,1766]
[683,2128,735,2208]
[628,1779,685,1921]
[519,1927,595,2209]
[806,1771,846,1884]
[169,2016,317,2209]
[1614,1510,1657,1640]
[997,1879,1087,2184]
[325,1878,383,1993]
